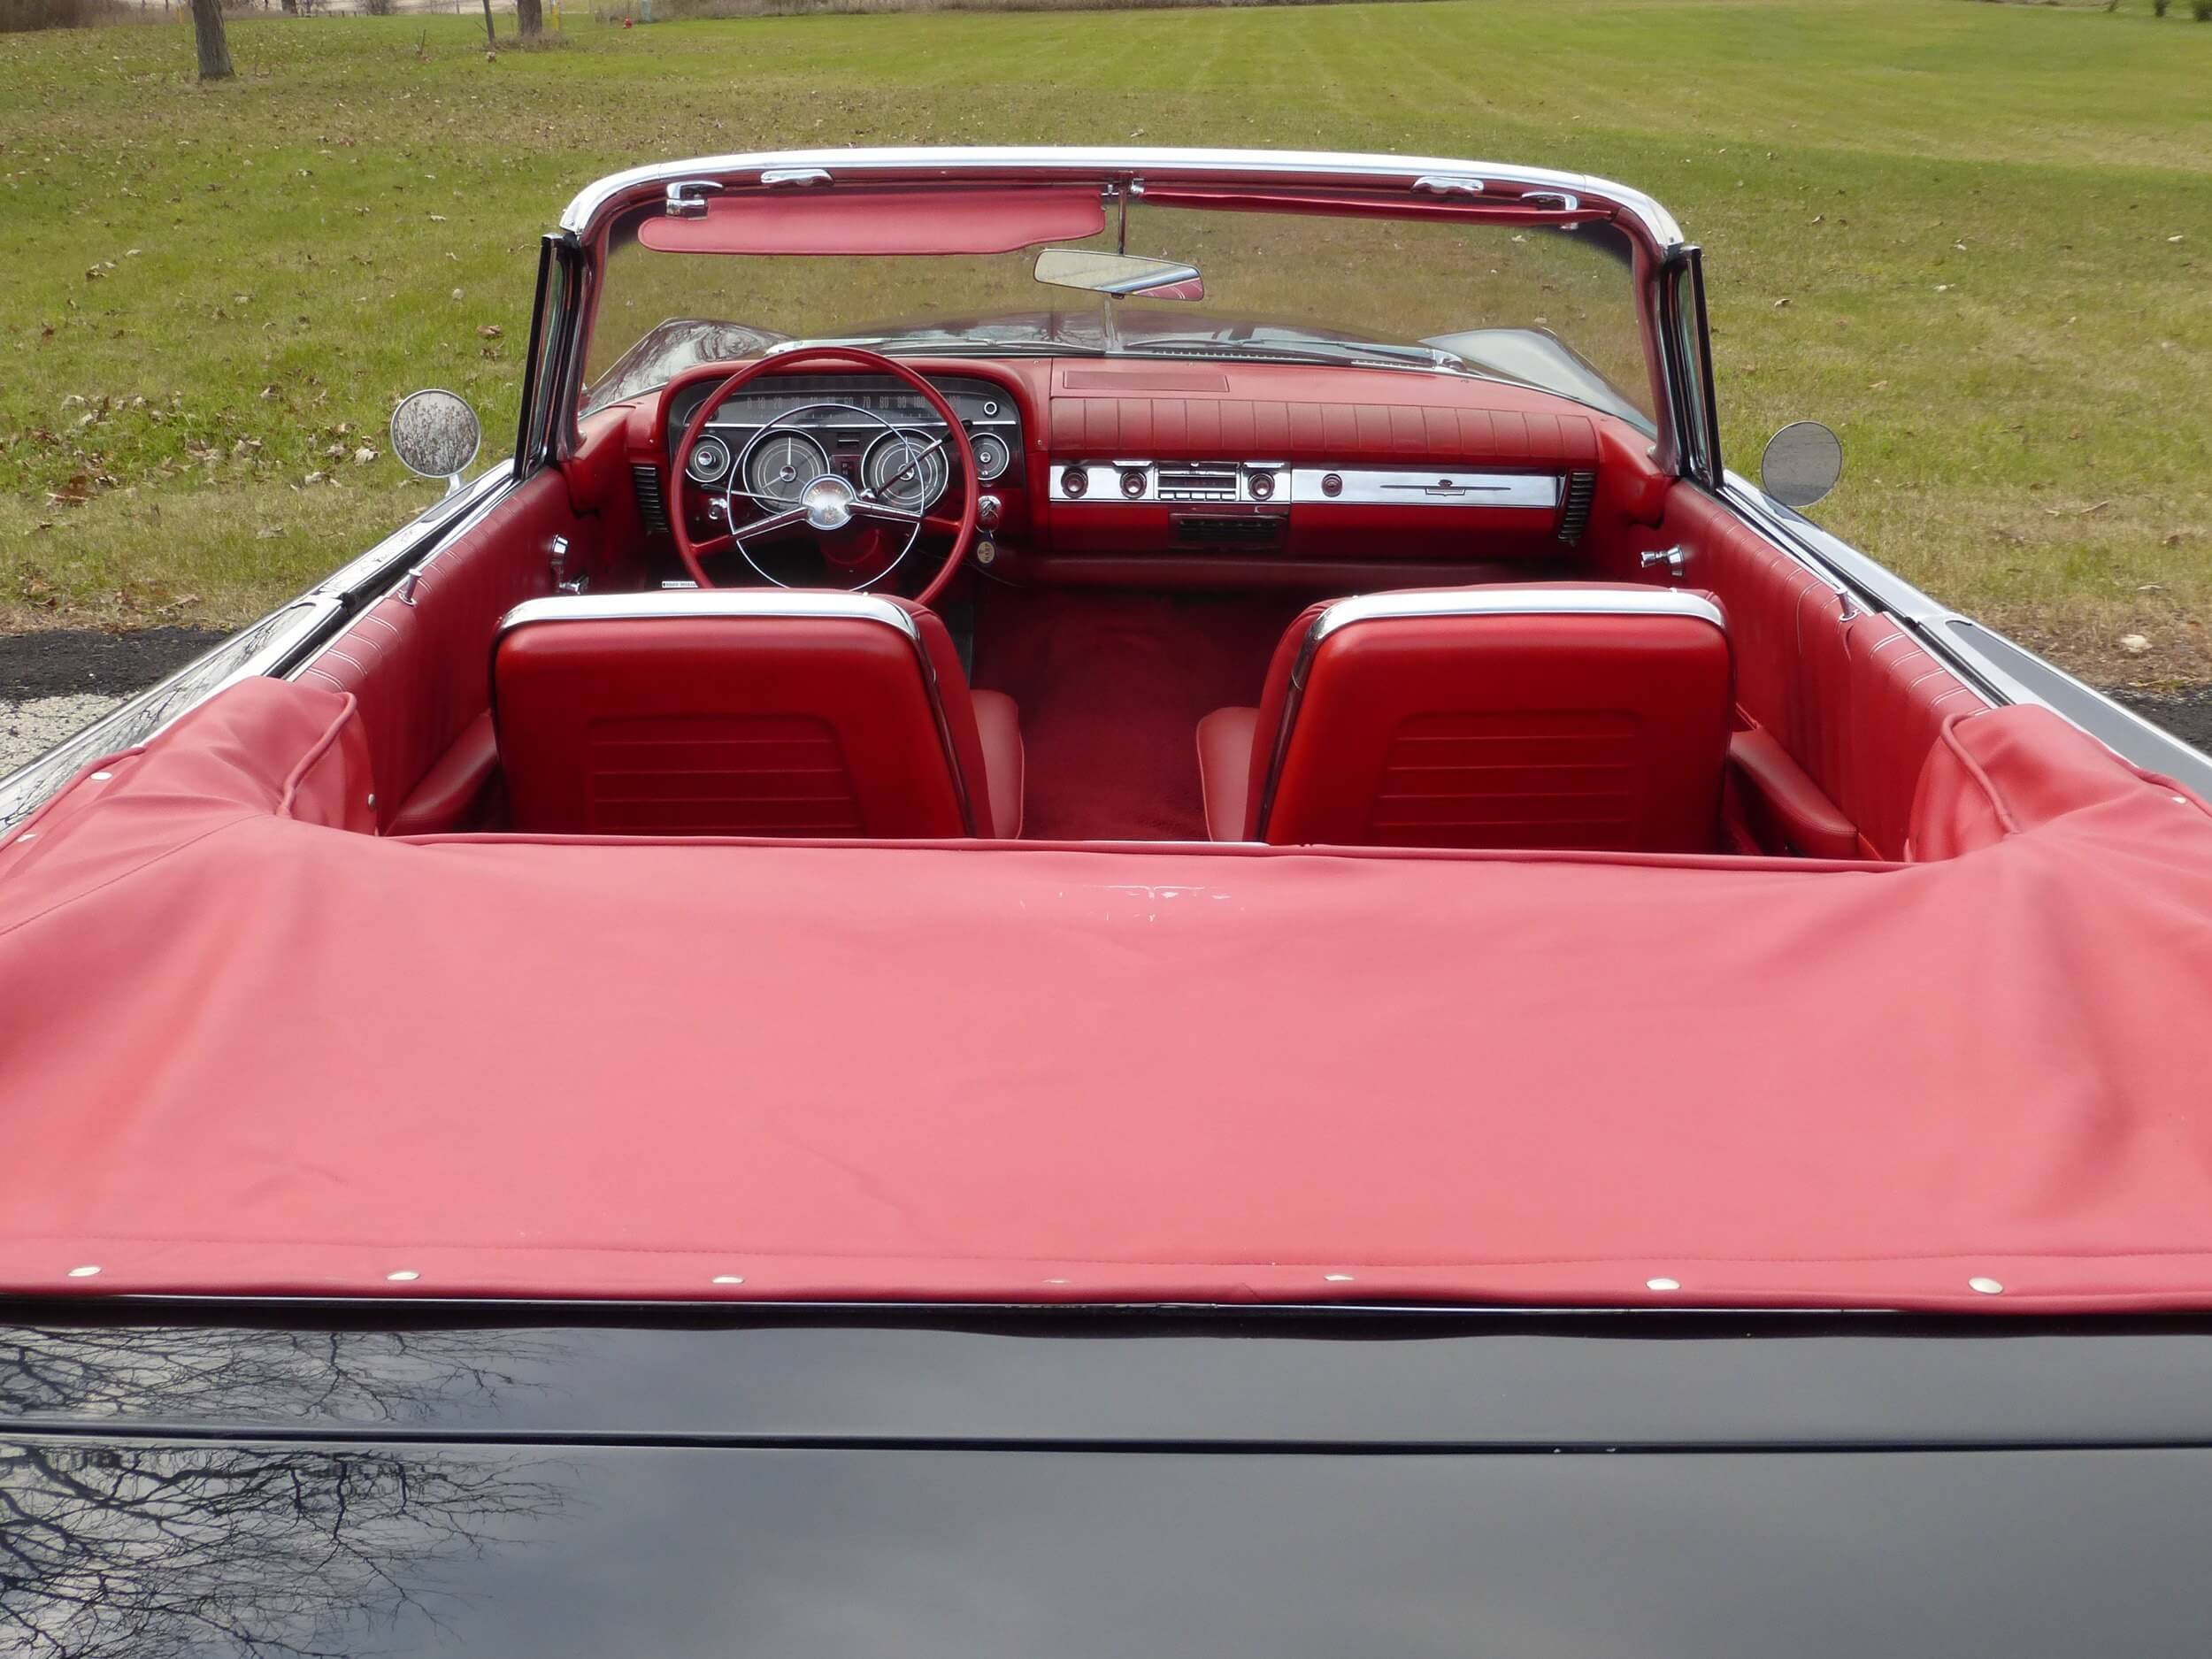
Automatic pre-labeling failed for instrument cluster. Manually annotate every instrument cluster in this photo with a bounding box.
[670,373,1022,516]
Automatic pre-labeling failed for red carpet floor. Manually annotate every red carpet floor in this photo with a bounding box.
[970,586,1320,840]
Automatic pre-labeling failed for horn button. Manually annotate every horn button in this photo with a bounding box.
[802,472,856,532]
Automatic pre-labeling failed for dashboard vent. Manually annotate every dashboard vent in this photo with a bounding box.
[1556,470,1596,543]
[632,465,670,535]
[1172,513,1284,548]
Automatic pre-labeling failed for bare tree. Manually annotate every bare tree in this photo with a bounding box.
[188,0,233,80]
[516,0,542,38]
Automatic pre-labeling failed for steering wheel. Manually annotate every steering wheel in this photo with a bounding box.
[670,346,979,609]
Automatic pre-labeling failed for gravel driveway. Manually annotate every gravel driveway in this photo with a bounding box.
[0,628,231,776]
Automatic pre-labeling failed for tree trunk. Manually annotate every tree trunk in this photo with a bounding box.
[281,0,297,13]
[189,0,234,81]
[480,0,496,44]
[515,0,541,36]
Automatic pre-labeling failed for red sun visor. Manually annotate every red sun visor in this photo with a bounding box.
[636,187,1107,257]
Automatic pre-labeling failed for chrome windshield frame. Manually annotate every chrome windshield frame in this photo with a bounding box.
[554,147,1694,470]
[559,148,1685,250]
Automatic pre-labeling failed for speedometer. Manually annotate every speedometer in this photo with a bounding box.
[741,431,827,506]
[863,431,950,513]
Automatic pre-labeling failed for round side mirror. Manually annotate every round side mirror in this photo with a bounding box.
[1759,420,1843,510]
[390,388,482,494]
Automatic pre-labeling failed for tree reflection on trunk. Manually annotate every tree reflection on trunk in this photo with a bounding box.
[0,1325,572,1659]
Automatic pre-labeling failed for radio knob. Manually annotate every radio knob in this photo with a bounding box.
[1321,472,1344,498]
[1248,471,1276,502]
[1120,469,1148,499]
[1061,465,1087,498]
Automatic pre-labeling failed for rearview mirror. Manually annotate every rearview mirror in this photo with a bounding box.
[390,388,482,495]
[1033,248,1204,301]
[1760,420,1843,509]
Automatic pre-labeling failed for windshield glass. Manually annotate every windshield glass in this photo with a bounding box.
[583,198,1655,430]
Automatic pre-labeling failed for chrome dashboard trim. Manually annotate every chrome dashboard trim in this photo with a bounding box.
[492,590,979,836]
[1249,586,1726,841]
[1048,461,1288,505]
[1288,469,1561,509]
[1047,464,1561,509]
[561,148,1685,252]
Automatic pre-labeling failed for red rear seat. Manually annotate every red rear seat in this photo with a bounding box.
[1196,586,1733,851]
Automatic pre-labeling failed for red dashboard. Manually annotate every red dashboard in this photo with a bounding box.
[602,356,1663,588]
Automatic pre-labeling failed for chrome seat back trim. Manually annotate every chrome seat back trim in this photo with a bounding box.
[495,588,922,641]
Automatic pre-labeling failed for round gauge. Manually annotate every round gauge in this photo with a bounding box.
[969,431,1012,483]
[741,431,828,507]
[685,435,733,486]
[863,430,950,513]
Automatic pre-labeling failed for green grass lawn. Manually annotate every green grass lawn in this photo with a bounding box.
[3,0,2208,683]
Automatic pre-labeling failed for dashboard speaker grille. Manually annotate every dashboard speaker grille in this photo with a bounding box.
[632,465,670,535]
[1557,470,1596,544]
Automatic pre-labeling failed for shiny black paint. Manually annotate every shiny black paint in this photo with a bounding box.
[10,1305,2212,1447]
[10,1433,2212,1659]
[9,1308,2212,1658]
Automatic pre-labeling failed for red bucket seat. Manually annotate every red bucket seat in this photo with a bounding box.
[493,591,1022,838]
[1196,586,1731,850]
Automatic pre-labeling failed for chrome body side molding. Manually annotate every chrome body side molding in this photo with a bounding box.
[0,465,516,829]
[1718,472,2212,798]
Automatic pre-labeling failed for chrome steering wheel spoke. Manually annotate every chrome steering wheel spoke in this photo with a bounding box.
[716,398,928,591]
[728,503,810,550]
[670,347,979,607]
[849,495,922,526]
